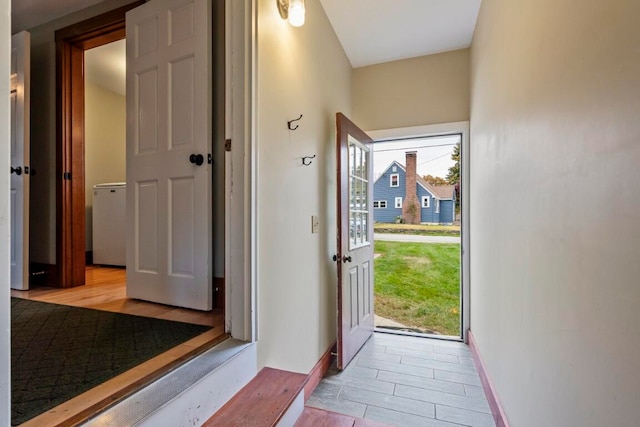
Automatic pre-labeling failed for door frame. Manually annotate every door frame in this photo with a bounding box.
[367,121,471,343]
[11,31,31,290]
[55,2,143,288]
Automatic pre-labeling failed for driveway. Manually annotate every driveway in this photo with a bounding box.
[374,233,460,244]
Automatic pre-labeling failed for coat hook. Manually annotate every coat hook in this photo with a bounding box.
[301,155,316,166]
[288,114,303,130]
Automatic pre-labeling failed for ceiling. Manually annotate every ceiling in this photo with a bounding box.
[85,40,127,97]
[12,0,482,93]
[11,0,106,34]
[318,0,482,68]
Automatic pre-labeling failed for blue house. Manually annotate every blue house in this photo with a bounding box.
[373,157,456,225]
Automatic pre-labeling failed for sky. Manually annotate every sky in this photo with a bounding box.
[372,134,460,181]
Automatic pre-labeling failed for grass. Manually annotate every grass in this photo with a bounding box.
[374,241,461,336]
[374,223,460,237]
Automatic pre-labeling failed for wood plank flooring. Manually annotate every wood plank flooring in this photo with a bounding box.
[12,266,222,326]
[11,266,226,427]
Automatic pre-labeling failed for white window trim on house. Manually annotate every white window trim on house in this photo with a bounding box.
[390,173,399,187]
[422,196,430,208]
[395,197,402,208]
[368,121,470,344]
[374,200,387,208]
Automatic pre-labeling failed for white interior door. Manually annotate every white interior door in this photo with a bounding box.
[10,31,30,291]
[126,0,212,310]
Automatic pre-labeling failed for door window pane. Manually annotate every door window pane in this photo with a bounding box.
[348,136,370,249]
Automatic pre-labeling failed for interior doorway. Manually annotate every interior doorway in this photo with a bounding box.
[55,3,140,289]
[54,1,224,310]
[8,3,227,423]
[84,39,127,267]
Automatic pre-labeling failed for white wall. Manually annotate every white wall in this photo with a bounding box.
[470,0,640,425]
[353,49,470,131]
[0,0,11,421]
[255,0,352,372]
[84,82,126,251]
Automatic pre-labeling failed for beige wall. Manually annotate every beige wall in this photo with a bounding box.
[470,0,640,426]
[255,0,351,372]
[84,82,126,251]
[352,49,470,131]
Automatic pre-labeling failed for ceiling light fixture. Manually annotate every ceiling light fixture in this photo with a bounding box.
[277,0,305,27]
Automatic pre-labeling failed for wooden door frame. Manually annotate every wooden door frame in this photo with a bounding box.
[55,2,144,288]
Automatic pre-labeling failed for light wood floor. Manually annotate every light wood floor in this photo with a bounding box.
[11,265,223,326]
[11,266,227,427]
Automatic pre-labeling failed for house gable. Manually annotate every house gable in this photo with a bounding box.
[373,161,408,223]
[374,161,455,224]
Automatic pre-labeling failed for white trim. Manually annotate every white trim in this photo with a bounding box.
[0,0,11,421]
[373,200,387,209]
[368,121,470,141]
[86,341,257,426]
[389,173,399,187]
[394,197,402,208]
[369,121,471,343]
[435,198,441,214]
[422,195,430,208]
[226,0,255,341]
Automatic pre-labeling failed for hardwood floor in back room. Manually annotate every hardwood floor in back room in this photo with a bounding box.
[12,265,222,326]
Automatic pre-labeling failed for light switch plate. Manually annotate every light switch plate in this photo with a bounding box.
[312,215,320,233]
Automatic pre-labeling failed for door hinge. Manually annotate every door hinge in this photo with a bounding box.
[208,153,213,164]
[63,172,72,180]
[225,139,231,152]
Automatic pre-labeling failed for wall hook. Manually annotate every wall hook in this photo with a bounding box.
[288,114,303,130]
[301,155,316,166]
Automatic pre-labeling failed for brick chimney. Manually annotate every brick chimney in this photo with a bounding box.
[402,151,421,224]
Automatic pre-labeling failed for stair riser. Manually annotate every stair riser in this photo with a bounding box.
[276,391,305,427]
[140,345,257,426]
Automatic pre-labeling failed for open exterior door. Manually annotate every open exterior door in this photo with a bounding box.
[10,31,30,291]
[336,113,375,370]
[126,0,212,310]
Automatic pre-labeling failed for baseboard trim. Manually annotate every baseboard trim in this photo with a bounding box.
[304,341,336,401]
[468,331,510,427]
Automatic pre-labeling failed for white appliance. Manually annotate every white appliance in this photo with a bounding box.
[92,182,126,266]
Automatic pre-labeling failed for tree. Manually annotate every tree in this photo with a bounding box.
[423,174,447,186]
[446,142,460,185]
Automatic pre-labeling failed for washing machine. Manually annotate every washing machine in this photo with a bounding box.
[92,182,126,266]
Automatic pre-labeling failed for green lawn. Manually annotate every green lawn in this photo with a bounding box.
[374,241,461,336]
